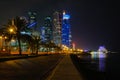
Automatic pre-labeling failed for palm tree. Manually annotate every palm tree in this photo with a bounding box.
[0,20,16,54]
[0,16,29,55]
[44,41,57,54]
[20,34,34,54]
[39,41,46,52]
[33,36,41,55]
[14,16,28,55]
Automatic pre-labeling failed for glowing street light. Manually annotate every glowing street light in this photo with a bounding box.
[0,36,2,39]
[9,28,14,33]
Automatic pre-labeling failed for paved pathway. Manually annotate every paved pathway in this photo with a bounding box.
[46,55,84,80]
[0,54,63,80]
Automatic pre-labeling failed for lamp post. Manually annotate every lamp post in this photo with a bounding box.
[0,36,3,51]
[8,28,14,54]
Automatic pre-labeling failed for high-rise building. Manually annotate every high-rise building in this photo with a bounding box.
[44,16,53,43]
[53,11,62,47]
[28,11,37,30]
[62,11,72,48]
[40,26,46,42]
[53,11,72,48]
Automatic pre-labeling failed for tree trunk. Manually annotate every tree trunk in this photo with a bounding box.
[36,44,38,55]
[17,34,22,55]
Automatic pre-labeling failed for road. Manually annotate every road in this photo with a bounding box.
[0,54,64,80]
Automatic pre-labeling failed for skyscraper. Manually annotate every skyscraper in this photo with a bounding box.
[53,11,62,47]
[62,11,72,48]
[53,11,72,48]
[28,11,37,30]
[44,16,53,43]
[40,26,46,42]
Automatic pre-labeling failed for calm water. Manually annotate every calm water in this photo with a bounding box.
[106,52,120,79]
[77,52,120,79]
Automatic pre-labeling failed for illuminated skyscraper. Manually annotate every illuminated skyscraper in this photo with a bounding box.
[28,11,37,30]
[40,26,46,42]
[44,16,53,42]
[62,11,72,48]
[53,11,62,47]
[53,11,72,48]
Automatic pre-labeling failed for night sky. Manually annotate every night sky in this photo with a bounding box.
[0,0,119,51]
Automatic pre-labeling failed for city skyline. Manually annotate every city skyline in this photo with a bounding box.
[0,0,119,51]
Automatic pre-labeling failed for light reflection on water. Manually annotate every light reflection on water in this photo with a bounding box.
[90,51,107,72]
[99,58,106,72]
[77,52,120,79]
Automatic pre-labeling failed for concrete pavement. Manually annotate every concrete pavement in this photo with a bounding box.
[46,55,84,80]
[0,54,63,80]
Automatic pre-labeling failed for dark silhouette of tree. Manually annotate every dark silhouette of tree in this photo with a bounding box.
[13,16,28,55]
[33,36,41,55]
[0,16,29,55]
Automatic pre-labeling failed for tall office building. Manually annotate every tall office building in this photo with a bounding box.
[53,11,72,48]
[40,26,46,42]
[28,11,37,30]
[44,16,53,43]
[53,11,62,47]
[62,11,72,48]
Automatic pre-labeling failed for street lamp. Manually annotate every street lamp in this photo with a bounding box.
[8,28,14,54]
[0,36,3,50]
[9,28,14,33]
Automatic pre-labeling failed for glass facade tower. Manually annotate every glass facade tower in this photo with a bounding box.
[28,11,37,30]
[53,11,62,47]
[53,11,72,48]
[44,17,53,43]
[62,11,72,48]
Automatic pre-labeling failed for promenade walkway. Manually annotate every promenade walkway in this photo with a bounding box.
[46,55,84,80]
